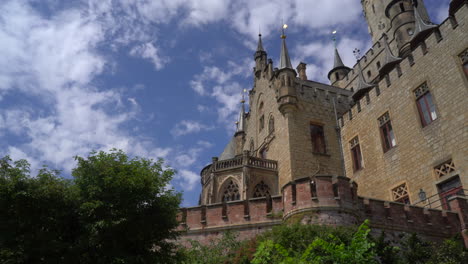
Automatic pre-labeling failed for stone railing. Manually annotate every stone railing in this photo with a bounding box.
[212,155,277,172]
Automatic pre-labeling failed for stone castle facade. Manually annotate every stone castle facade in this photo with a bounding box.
[178,0,468,246]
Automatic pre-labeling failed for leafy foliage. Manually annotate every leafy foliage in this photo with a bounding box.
[177,221,468,264]
[0,150,181,264]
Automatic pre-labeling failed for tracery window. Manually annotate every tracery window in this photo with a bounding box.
[222,180,240,202]
[253,181,271,198]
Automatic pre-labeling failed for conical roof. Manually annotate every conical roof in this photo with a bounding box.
[410,2,437,46]
[333,48,345,69]
[327,48,351,80]
[379,34,402,75]
[279,35,293,69]
[353,62,375,100]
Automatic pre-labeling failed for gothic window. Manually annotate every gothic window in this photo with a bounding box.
[372,4,375,13]
[253,181,271,198]
[350,136,363,172]
[399,3,405,12]
[378,112,396,152]
[222,180,240,202]
[310,123,326,154]
[268,116,275,134]
[414,83,437,127]
[392,183,410,204]
[377,61,381,69]
[367,70,371,78]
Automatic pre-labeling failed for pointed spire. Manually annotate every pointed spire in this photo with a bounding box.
[411,1,437,45]
[333,48,346,69]
[257,34,265,52]
[235,90,247,134]
[279,24,293,69]
[379,34,402,74]
[327,47,350,82]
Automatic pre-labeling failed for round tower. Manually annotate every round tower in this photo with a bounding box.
[384,0,417,57]
[328,48,351,88]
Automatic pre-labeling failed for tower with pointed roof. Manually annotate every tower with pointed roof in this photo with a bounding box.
[277,26,298,115]
[328,48,351,87]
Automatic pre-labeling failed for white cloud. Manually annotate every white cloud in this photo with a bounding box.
[171,120,214,137]
[0,0,170,174]
[130,42,169,70]
[177,169,199,191]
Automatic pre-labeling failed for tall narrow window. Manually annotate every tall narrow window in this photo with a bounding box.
[378,112,396,152]
[268,116,275,134]
[414,83,437,127]
[259,115,264,131]
[310,124,326,154]
[350,136,363,172]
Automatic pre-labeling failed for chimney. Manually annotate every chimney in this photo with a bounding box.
[296,62,307,81]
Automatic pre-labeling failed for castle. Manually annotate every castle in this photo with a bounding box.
[177,0,468,246]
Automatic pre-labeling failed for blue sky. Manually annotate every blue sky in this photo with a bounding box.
[0,0,449,206]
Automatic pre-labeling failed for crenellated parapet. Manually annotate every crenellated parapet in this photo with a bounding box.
[339,4,468,129]
[177,175,468,247]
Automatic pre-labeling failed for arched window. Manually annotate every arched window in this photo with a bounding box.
[253,181,271,198]
[268,116,275,134]
[259,102,265,131]
[222,180,240,202]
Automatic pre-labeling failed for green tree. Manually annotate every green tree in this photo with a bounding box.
[0,156,80,263]
[73,149,182,264]
[0,150,181,264]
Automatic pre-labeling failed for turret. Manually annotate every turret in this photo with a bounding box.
[276,25,298,115]
[361,0,392,44]
[328,48,351,87]
[382,0,433,57]
[409,1,437,49]
[254,34,267,78]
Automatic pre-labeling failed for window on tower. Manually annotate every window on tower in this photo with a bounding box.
[378,112,396,152]
[350,136,363,172]
[414,83,437,127]
[310,123,326,154]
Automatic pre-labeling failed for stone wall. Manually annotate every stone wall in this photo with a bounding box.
[339,4,468,203]
[177,175,468,247]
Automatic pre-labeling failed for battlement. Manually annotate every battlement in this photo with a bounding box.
[339,4,468,128]
[177,175,468,246]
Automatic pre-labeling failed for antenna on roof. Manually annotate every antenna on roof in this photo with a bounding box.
[332,30,337,48]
